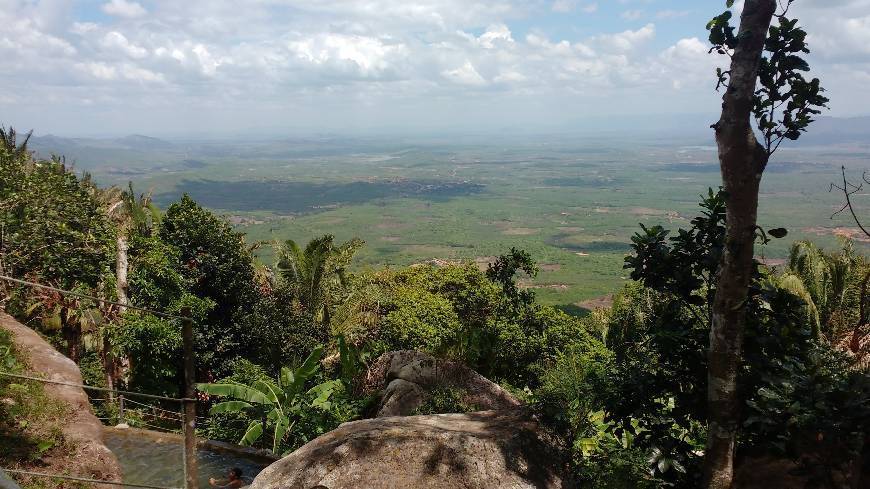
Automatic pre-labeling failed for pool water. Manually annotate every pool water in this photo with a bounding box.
[104,428,271,488]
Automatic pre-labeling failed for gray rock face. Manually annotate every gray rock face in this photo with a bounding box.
[250,409,572,489]
[0,312,122,486]
[362,350,522,416]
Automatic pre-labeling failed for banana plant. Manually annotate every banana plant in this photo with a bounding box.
[197,346,326,454]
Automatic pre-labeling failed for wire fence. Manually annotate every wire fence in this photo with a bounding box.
[0,275,185,320]
[0,274,199,488]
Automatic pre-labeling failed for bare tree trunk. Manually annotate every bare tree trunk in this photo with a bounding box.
[116,235,129,313]
[704,1,777,488]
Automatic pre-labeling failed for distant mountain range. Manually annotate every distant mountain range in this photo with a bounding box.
[23,115,869,171]
[30,133,175,152]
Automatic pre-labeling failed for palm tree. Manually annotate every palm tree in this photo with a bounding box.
[276,235,363,329]
[102,183,160,311]
[779,240,868,358]
[98,183,160,396]
[0,126,32,159]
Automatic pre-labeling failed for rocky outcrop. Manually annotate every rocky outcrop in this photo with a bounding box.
[250,409,572,489]
[362,350,522,416]
[0,312,122,486]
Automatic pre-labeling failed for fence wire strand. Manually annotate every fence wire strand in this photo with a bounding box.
[0,468,182,489]
[0,371,195,402]
[0,275,186,320]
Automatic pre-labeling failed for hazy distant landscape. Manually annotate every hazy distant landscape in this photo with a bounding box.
[29,117,870,310]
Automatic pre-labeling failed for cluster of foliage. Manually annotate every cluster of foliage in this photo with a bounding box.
[536,190,869,488]
[335,259,600,388]
[2,120,867,486]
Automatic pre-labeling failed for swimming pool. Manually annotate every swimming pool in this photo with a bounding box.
[103,427,274,488]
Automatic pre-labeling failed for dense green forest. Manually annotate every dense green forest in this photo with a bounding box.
[1,122,868,488]
[2,2,870,488]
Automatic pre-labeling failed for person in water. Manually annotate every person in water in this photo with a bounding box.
[208,467,244,488]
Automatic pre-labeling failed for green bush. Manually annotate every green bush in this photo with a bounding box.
[412,386,481,415]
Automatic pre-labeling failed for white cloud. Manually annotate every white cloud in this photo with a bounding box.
[102,0,147,19]
[476,24,515,49]
[442,60,487,86]
[1,0,869,133]
[288,34,408,79]
[101,31,148,59]
[595,24,655,52]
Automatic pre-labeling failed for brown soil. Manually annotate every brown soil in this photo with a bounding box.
[577,294,614,311]
[376,220,405,230]
[502,228,539,236]
[380,236,402,242]
[0,312,121,488]
[803,226,870,243]
[539,263,561,272]
[473,256,497,271]
[518,280,569,290]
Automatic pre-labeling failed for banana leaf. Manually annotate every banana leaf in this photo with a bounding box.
[209,400,253,415]
[197,382,272,405]
[272,416,292,455]
[252,380,281,405]
[239,420,263,446]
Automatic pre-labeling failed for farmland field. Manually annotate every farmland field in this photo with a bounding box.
[33,132,870,311]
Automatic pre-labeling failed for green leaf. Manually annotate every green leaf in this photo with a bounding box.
[272,416,293,454]
[239,420,263,446]
[209,400,253,415]
[287,346,323,397]
[252,380,280,404]
[197,382,272,405]
[35,439,55,455]
[578,437,598,457]
[279,366,294,389]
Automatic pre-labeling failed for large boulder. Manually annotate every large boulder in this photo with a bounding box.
[0,312,122,487]
[362,350,522,416]
[250,409,572,489]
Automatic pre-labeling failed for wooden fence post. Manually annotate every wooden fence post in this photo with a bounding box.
[181,307,198,489]
[118,395,125,426]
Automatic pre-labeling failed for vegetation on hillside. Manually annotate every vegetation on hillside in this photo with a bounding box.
[2,122,867,487]
[0,3,868,488]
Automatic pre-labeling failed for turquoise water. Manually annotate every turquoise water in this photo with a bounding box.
[104,429,270,488]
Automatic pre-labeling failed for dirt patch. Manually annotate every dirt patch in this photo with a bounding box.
[317,216,346,225]
[757,256,787,267]
[402,245,455,256]
[474,256,497,271]
[381,236,402,242]
[629,207,668,216]
[577,294,614,311]
[518,280,569,290]
[803,226,870,243]
[502,228,539,236]
[557,227,583,233]
[1,312,121,487]
[575,252,590,257]
[539,263,562,272]
[376,220,405,230]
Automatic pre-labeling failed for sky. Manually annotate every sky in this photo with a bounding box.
[1,0,869,136]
